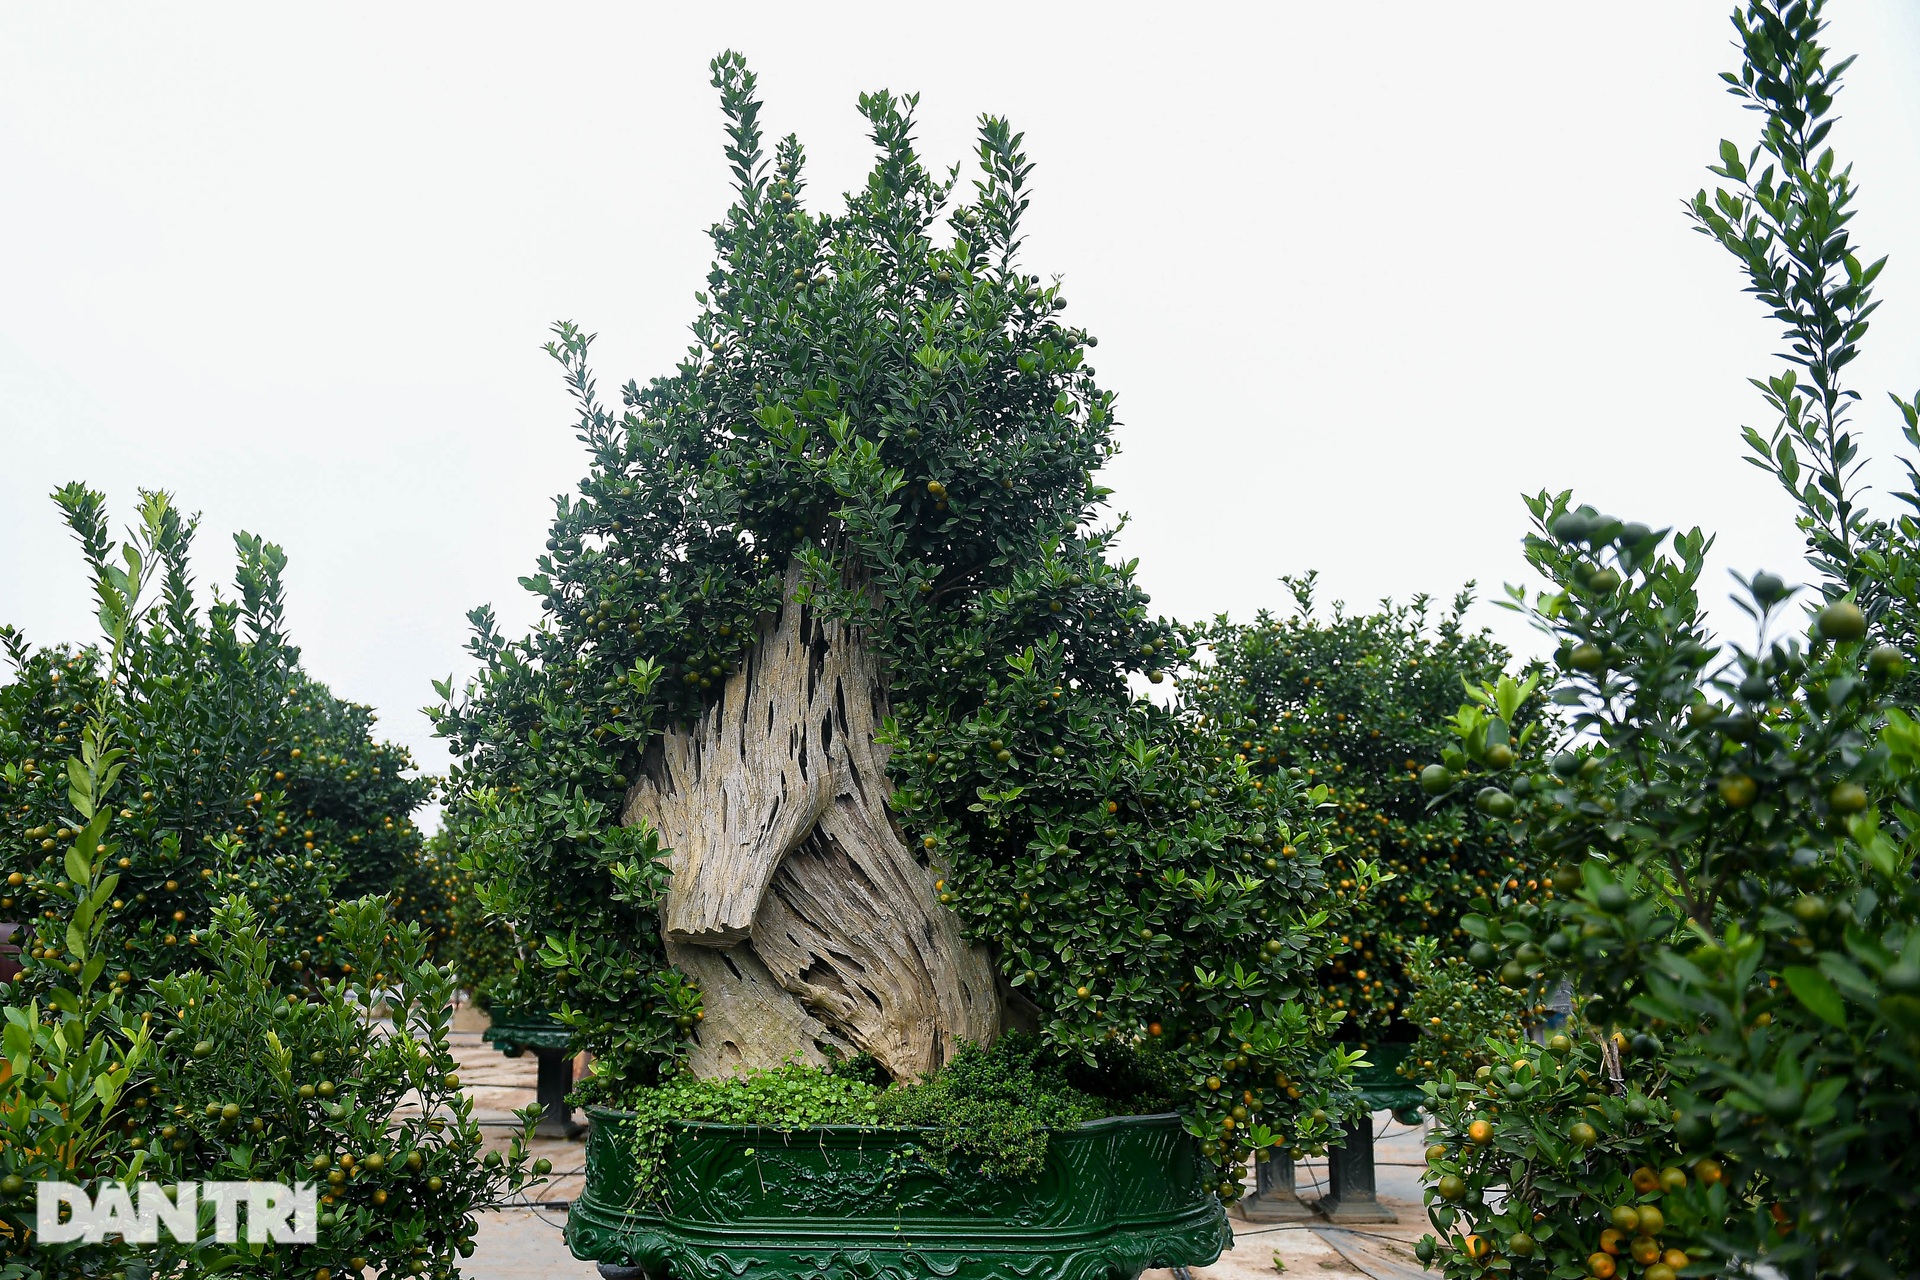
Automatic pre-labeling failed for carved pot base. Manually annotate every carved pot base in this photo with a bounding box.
[566,1109,1230,1280]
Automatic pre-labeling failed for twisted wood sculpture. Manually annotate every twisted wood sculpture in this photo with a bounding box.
[622,562,1004,1081]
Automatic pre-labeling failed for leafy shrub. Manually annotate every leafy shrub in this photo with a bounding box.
[1687,7,1920,665]
[278,681,432,907]
[1460,501,1920,1274]
[1416,1034,1723,1280]
[3,493,539,1278]
[1419,5,1920,1273]
[1399,936,1535,1083]
[136,897,541,1277]
[2,485,432,991]
[1180,576,1550,1039]
[433,51,1359,1192]
[449,785,693,1071]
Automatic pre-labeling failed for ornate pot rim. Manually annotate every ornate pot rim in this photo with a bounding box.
[580,1104,1184,1133]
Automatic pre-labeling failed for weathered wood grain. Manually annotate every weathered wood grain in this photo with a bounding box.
[665,938,851,1077]
[624,560,1003,1081]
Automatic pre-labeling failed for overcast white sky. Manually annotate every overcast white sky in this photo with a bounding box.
[4,4,1918,805]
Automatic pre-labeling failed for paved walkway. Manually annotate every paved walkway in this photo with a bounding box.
[1154,1115,1432,1280]
[446,1002,593,1275]
[451,1005,1433,1279]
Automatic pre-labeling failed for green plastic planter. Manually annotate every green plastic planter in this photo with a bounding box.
[566,1109,1230,1280]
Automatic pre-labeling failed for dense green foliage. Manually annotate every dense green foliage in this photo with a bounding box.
[1398,935,1536,1083]
[434,52,1360,1189]
[14,6,1913,1273]
[2,493,538,1278]
[1464,493,1920,1276]
[1180,576,1548,1039]
[281,686,432,908]
[138,898,534,1277]
[1417,1033,1718,1280]
[2,486,434,993]
[870,1034,1178,1179]
[1426,6,1920,1274]
[609,1033,1179,1206]
[418,831,517,1009]
[447,783,691,1069]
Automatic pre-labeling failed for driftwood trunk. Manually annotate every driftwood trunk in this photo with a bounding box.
[622,560,1004,1081]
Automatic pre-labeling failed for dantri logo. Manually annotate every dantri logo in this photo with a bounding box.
[36,1181,317,1245]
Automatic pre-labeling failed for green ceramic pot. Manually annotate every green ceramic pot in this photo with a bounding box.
[1351,1041,1424,1120]
[566,1109,1230,1280]
[483,1008,574,1057]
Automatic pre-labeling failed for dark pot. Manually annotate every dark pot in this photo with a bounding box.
[1351,1041,1424,1118]
[0,923,22,987]
[566,1109,1229,1280]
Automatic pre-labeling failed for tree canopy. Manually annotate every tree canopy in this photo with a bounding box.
[437,53,1363,1178]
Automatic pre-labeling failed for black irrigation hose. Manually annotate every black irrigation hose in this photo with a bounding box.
[1234,1223,1411,1245]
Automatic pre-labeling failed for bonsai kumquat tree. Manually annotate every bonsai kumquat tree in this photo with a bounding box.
[1179,573,1553,1064]
[436,50,1363,1197]
[1418,6,1920,1275]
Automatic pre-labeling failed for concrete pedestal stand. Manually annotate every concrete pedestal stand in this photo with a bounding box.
[484,1009,586,1140]
[1235,1151,1316,1223]
[529,1045,586,1140]
[1314,1042,1424,1224]
[1316,1113,1396,1224]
